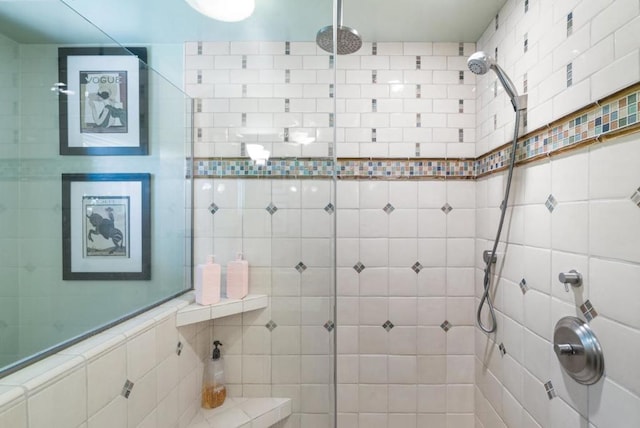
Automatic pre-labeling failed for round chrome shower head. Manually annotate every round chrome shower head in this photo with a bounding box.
[467,51,494,75]
[316,25,362,55]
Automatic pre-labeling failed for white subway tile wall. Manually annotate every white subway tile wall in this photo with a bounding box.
[186,41,478,159]
[475,0,640,157]
[473,1,640,427]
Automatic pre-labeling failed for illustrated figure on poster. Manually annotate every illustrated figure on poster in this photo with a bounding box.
[84,197,129,257]
[80,71,128,133]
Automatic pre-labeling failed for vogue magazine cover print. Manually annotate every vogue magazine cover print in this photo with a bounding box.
[80,71,128,134]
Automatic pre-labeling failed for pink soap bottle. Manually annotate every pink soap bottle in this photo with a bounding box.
[195,255,221,305]
[226,252,249,299]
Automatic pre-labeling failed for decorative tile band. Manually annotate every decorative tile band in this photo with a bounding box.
[194,158,335,178]
[192,158,475,179]
[337,159,474,179]
[477,84,640,177]
[192,83,640,180]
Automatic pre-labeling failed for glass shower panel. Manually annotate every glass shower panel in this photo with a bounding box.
[0,0,192,376]
[187,2,337,425]
[0,31,21,368]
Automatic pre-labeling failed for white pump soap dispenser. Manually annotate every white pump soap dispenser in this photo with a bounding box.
[226,252,249,299]
[195,255,221,305]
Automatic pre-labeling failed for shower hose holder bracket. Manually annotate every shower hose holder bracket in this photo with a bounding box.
[483,250,497,265]
[515,94,528,111]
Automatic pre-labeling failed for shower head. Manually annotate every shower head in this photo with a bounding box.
[316,0,362,55]
[467,51,494,75]
[316,25,362,55]
[468,50,522,111]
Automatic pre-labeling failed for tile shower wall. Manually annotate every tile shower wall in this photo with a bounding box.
[193,178,335,428]
[185,40,481,427]
[475,0,640,157]
[473,1,640,427]
[336,179,477,427]
[185,41,478,160]
[0,295,210,428]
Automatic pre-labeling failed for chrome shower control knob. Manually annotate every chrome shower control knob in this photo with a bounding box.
[553,316,604,385]
[554,343,584,356]
[558,269,582,291]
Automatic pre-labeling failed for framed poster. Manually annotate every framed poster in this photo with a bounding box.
[62,173,151,280]
[58,47,148,155]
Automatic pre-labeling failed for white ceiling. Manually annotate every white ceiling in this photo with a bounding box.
[1,0,507,44]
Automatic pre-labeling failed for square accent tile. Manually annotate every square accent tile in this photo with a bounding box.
[295,262,307,273]
[441,203,453,214]
[411,262,423,274]
[580,300,598,321]
[265,320,278,331]
[324,320,335,332]
[545,194,557,212]
[208,203,219,214]
[630,187,640,208]
[383,203,395,214]
[353,262,365,273]
[266,202,278,215]
[324,203,335,214]
[544,381,557,399]
[121,379,134,398]
[440,320,452,332]
[382,320,394,332]
[519,278,528,294]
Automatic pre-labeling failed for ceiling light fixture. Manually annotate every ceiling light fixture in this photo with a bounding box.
[185,0,255,22]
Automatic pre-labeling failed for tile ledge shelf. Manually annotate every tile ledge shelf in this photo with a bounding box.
[187,397,292,428]
[176,292,268,327]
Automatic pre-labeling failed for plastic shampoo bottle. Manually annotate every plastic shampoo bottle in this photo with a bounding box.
[195,255,221,305]
[226,252,249,299]
[202,340,226,409]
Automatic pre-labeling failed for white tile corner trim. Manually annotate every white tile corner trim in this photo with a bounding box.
[176,293,269,327]
[187,397,292,428]
[0,292,277,428]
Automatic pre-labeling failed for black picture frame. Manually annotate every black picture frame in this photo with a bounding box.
[62,173,151,280]
[58,47,148,155]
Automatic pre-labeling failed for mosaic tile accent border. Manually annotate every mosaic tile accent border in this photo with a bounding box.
[192,158,475,179]
[477,85,640,176]
[337,159,474,179]
[194,158,334,178]
[192,83,640,180]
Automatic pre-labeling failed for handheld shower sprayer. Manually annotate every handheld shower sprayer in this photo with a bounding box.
[469,51,527,334]
[467,51,523,111]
